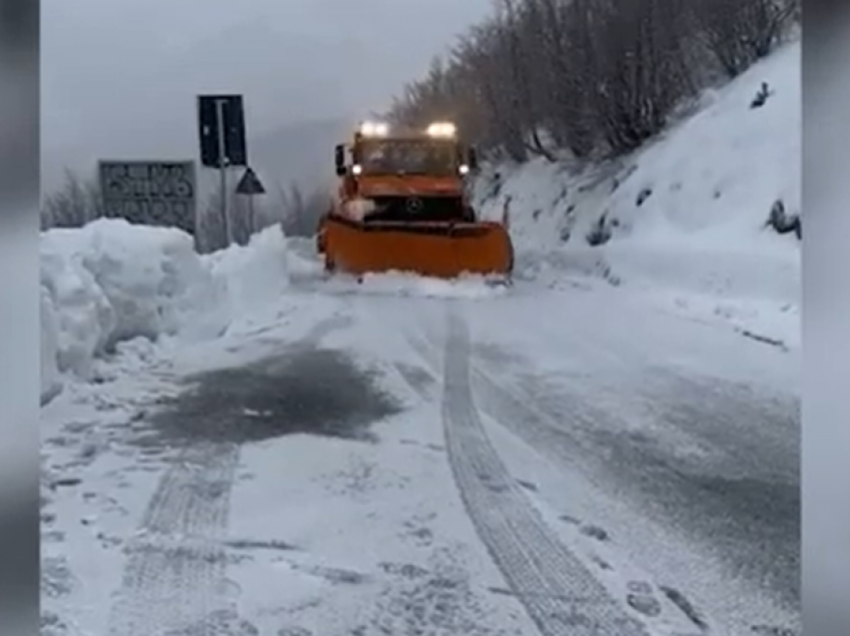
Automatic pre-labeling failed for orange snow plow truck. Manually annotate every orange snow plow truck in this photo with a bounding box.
[316,121,513,280]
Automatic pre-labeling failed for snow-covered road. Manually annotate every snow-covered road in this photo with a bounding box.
[41,270,799,636]
[39,37,801,636]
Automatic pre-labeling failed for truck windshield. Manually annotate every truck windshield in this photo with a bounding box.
[357,140,457,176]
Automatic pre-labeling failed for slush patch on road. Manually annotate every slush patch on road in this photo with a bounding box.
[149,348,402,445]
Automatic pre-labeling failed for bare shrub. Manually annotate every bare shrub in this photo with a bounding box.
[41,170,103,230]
[272,182,332,238]
[692,0,799,77]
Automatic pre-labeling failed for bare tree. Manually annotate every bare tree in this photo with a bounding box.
[466,18,531,161]
[41,170,103,230]
[521,0,596,158]
[43,167,280,255]
[278,182,306,237]
[693,0,799,77]
[586,0,702,153]
[382,0,799,161]
[196,188,274,251]
[276,182,331,238]
[302,188,332,236]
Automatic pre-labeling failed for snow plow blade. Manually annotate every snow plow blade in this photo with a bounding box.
[320,216,513,280]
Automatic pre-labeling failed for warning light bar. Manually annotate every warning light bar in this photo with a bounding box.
[359,121,389,136]
[427,122,456,137]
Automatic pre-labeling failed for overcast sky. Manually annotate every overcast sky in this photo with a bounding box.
[41,0,493,190]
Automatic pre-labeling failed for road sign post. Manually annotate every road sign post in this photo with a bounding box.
[197,94,248,247]
[98,160,197,235]
[215,98,230,245]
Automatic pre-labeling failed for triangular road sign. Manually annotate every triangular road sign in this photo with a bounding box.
[235,166,266,195]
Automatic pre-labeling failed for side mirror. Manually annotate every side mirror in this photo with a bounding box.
[334,144,346,176]
[467,147,479,171]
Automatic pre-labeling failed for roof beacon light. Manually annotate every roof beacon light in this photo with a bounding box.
[360,121,389,136]
[427,122,456,137]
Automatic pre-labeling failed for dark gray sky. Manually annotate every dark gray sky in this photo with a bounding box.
[42,0,492,190]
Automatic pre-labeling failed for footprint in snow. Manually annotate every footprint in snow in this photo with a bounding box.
[164,609,259,636]
[379,562,429,579]
[627,593,662,617]
[751,626,797,636]
[51,477,82,488]
[516,479,538,492]
[659,586,709,631]
[277,627,313,636]
[626,581,662,617]
[580,525,610,542]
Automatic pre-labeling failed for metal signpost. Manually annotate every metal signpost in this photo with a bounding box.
[216,99,228,241]
[98,160,197,235]
[197,94,247,246]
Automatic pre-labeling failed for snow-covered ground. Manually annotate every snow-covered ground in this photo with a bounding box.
[41,39,799,636]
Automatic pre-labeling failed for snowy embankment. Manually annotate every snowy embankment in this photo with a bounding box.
[39,219,291,404]
[474,40,800,347]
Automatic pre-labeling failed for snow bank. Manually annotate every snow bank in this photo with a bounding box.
[201,225,291,334]
[473,40,800,342]
[40,286,63,404]
[40,220,221,379]
[285,237,327,284]
[39,220,296,397]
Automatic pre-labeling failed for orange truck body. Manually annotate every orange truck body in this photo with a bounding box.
[317,124,513,280]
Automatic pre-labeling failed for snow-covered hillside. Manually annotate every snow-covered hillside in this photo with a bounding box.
[475,40,800,344]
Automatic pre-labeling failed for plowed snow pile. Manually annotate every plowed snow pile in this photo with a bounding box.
[475,40,800,347]
[39,220,290,402]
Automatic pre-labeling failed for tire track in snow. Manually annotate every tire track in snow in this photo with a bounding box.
[106,314,353,636]
[469,359,799,634]
[107,443,240,636]
[440,308,649,636]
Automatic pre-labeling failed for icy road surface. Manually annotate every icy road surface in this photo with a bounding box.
[41,275,799,636]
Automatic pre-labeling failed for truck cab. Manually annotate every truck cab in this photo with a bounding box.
[334,121,478,223]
